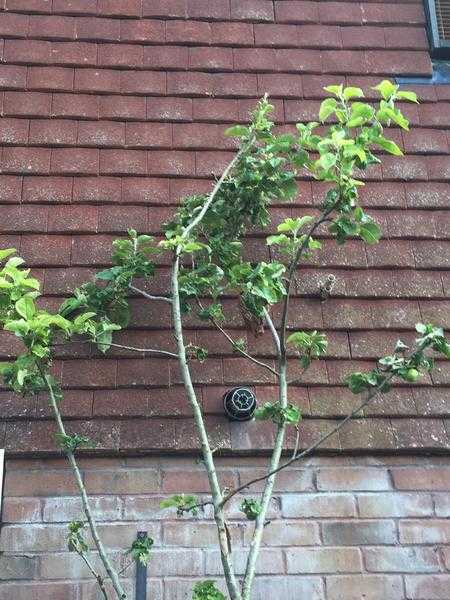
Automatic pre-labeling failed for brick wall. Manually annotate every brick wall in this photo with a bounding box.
[1,455,450,599]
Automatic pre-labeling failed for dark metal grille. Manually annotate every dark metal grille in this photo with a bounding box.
[436,0,450,40]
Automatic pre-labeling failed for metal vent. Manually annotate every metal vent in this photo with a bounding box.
[425,0,450,56]
[436,0,450,40]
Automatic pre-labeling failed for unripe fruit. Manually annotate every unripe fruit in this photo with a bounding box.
[404,368,419,382]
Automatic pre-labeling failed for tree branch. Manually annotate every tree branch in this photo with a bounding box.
[77,550,109,600]
[222,374,395,505]
[279,206,337,355]
[171,256,242,600]
[40,369,126,600]
[205,307,279,378]
[129,284,172,304]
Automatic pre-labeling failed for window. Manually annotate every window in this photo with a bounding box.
[424,0,450,58]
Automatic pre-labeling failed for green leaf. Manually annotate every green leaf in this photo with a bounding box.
[15,296,36,320]
[192,581,226,600]
[224,125,249,138]
[397,90,419,103]
[343,86,364,100]
[266,234,289,246]
[373,136,403,156]
[323,84,343,97]
[319,98,338,122]
[359,221,381,245]
[373,80,397,100]
[0,248,16,262]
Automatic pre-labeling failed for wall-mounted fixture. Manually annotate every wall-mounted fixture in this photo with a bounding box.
[424,0,450,59]
[223,387,257,421]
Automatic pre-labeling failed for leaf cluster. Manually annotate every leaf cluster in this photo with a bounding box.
[192,581,226,600]
[287,330,328,369]
[160,494,200,517]
[346,323,450,394]
[240,498,262,521]
[254,401,301,426]
[126,533,154,566]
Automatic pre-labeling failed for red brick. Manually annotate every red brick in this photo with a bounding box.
[78,121,125,146]
[143,45,188,69]
[122,177,169,203]
[20,235,71,266]
[318,467,391,491]
[98,0,142,16]
[233,47,276,71]
[2,498,41,524]
[98,205,148,232]
[29,119,78,146]
[117,358,170,387]
[319,1,362,24]
[146,97,192,122]
[76,16,121,41]
[51,42,97,66]
[167,71,214,95]
[391,467,450,491]
[166,20,211,44]
[341,25,384,49]
[193,98,238,122]
[327,575,403,600]
[99,95,146,120]
[120,70,166,94]
[0,12,29,37]
[120,18,164,42]
[322,520,397,545]
[99,148,147,175]
[230,0,274,21]
[0,65,27,88]
[405,575,450,600]
[190,47,233,71]
[364,548,440,573]
[6,0,52,11]
[400,519,450,544]
[187,0,230,19]
[74,68,120,93]
[125,122,172,148]
[0,118,29,144]
[385,26,428,50]
[275,1,319,23]
[1,582,78,600]
[62,359,116,387]
[4,39,51,64]
[47,205,98,233]
[23,176,72,204]
[173,123,220,149]
[286,547,362,574]
[366,50,432,77]
[195,150,234,176]
[212,21,254,46]
[52,93,99,119]
[5,468,78,497]
[4,91,51,117]
[52,0,97,13]
[162,469,237,493]
[2,147,51,174]
[362,3,425,26]
[142,0,186,18]
[98,43,143,68]
[258,73,303,97]
[85,467,159,494]
[147,150,195,176]
[51,148,98,175]
[28,66,74,91]
[28,15,75,39]
[322,50,366,74]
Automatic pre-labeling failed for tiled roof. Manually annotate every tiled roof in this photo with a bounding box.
[0,0,449,454]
